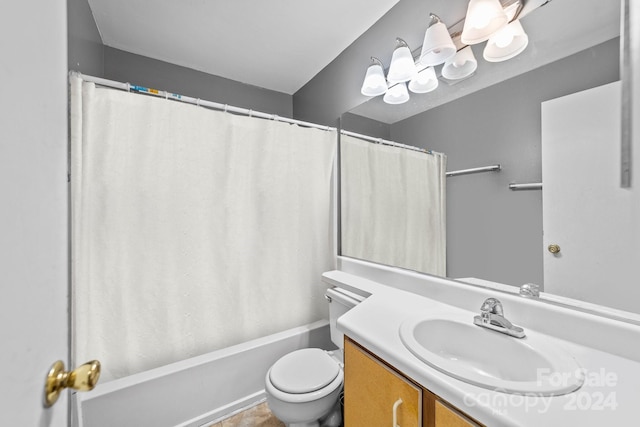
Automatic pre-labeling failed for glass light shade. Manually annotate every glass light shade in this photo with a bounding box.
[461,0,508,45]
[383,82,410,104]
[360,62,388,96]
[483,19,529,62]
[387,39,417,83]
[419,21,456,66]
[442,46,478,80]
[408,67,438,93]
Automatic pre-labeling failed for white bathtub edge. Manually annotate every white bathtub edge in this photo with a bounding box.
[74,320,331,427]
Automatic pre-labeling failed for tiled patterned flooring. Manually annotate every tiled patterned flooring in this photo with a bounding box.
[208,402,285,427]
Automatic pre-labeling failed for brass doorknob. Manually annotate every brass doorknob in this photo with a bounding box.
[548,244,561,254]
[44,360,101,407]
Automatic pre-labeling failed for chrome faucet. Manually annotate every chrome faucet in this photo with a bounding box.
[473,298,525,338]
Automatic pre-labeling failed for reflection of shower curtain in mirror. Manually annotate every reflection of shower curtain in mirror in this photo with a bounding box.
[70,76,336,381]
[341,135,446,275]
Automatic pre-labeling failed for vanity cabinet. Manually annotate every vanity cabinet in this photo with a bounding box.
[344,338,483,427]
[434,400,479,427]
[344,337,421,427]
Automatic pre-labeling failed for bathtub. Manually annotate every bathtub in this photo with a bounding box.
[73,320,332,427]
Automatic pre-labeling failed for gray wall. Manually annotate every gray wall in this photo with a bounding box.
[390,38,620,287]
[67,0,292,117]
[341,112,391,140]
[68,0,104,76]
[104,47,293,118]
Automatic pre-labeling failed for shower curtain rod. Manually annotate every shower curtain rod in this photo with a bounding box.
[71,72,434,155]
[340,130,432,154]
[71,72,335,133]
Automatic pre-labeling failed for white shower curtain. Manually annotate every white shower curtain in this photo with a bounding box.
[70,76,336,380]
[340,135,446,275]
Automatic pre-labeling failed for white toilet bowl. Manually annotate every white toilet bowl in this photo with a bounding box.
[265,287,364,427]
[265,348,343,427]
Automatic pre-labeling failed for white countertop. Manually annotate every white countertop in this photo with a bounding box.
[325,270,640,427]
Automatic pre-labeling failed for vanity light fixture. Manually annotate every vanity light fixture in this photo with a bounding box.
[483,19,529,62]
[383,82,410,104]
[441,46,478,80]
[419,14,457,66]
[461,0,509,45]
[360,0,538,103]
[360,57,388,96]
[408,66,439,93]
[387,38,417,84]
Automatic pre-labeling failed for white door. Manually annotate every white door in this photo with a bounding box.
[0,1,69,425]
[542,81,639,313]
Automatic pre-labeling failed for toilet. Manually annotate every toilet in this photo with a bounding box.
[265,287,364,427]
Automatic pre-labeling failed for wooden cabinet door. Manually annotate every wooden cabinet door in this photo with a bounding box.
[435,400,480,427]
[344,338,421,427]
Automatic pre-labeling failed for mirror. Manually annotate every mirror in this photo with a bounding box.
[339,0,639,315]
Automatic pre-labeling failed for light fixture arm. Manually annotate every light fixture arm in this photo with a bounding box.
[507,1,525,22]
[395,37,410,49]
[370,56,384,68]
[428,13,443,28]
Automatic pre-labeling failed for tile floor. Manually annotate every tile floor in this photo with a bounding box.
[208,402,284,427]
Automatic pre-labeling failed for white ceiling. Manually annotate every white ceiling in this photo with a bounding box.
[88,0,400,95]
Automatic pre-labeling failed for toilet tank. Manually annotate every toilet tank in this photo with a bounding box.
[325,287,365,349]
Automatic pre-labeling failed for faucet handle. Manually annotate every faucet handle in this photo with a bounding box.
[520,283,540,298]
[480,298,503,316]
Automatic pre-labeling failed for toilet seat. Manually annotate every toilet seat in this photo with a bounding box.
[270,348,340,394]
[266,349,344,404]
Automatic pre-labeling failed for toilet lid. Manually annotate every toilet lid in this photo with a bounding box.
[269,348,340,394]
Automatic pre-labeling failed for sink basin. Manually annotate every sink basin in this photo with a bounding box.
[399,313,584,395]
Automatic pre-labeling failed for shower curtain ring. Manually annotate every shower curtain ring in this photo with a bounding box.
[196,98,201,107]
[249,109,253,117]
[224,104,228,113]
